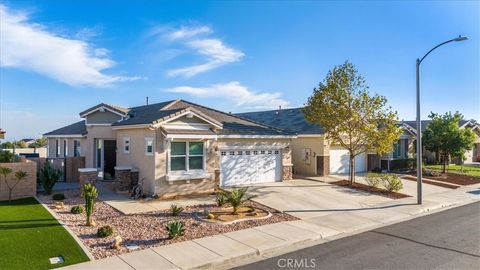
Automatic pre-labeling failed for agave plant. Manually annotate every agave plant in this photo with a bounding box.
[165,220,185,238]
[169,204,184,216]
[224,187,255,214]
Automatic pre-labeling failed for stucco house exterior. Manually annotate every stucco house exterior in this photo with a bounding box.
[44,99,295,198]
[238,108,480,176]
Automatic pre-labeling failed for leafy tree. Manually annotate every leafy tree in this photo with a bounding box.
[4,171,28,202]
[28,138,48,148]
[303,61,402,184]
[423,112,476,173]
[1,142,14,149]
[14,141,27,148]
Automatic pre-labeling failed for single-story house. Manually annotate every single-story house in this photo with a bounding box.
[237,108,480,176]
[44,99,295,198]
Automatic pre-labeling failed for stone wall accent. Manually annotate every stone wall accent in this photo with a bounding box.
[130,169,139,187]
[0,160,37,201]
[114,167,132,193]
[315,155,329,176]
[282,165,293,181]
[78,168,97,194]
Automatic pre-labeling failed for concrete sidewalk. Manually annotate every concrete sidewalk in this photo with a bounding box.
[60,183,480,270]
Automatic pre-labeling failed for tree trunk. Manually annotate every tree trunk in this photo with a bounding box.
[8,189,12,202]
[349,154,355,185]
[442,154,447,174]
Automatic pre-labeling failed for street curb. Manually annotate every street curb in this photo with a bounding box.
[35,196,96,261]
[201,197,480,270]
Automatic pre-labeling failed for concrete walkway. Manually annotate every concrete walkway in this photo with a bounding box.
[60,183,480,270]
[96,182,216,214]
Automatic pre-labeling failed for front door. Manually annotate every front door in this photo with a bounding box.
[103,140,117,180]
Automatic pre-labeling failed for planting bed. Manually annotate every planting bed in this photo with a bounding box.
[197,205,270,224]
[408,172,480,186]
[331,180,410,199]
[402,175,459,189]
[37,190,296,259]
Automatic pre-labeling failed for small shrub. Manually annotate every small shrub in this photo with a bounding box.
[207,213,215,219]
[0,150,20,163]
[365,173,381,188]
[165,220,185,238]
[38,162,62,195]
[71,205,84,214]
[52,193,65,201]
[170,204,184,216]
[371,167,382,173]
[97,225,114,238]
[215,191,227,207]
[381,174,403,192]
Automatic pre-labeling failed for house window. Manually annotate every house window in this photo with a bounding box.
[74,140,81,157]
[393,140,402,158]
[221,151,226,156]
[123,137,130,153]
[55,139,60,157]
[63,139,68,157]
[170,141,204,171]
[145,137,154,156]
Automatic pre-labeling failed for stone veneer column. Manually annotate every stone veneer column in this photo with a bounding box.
[114,167,132,193]
[130,169,139,187]
[78,168,97,195]
[282,146,293,181]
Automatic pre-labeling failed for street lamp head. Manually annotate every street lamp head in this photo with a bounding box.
[454,35,468,42]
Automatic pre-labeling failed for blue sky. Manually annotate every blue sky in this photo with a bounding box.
[0,0,478,140]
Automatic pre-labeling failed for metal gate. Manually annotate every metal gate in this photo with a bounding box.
[46,158,66,182]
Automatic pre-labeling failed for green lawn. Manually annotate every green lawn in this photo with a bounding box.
[425,164,480,177]
[0,197,89,269]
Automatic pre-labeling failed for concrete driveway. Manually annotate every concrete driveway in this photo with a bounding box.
[249,178,393,219]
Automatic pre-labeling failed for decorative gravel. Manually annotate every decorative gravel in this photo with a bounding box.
[37,190,297,259]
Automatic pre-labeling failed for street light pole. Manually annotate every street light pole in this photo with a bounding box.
[416,35,468,205]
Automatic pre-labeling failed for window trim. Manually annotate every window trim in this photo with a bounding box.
[123,137,130,154]
[145,137,154,156]
[168,141,206,173]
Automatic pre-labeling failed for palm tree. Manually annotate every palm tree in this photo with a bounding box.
[0,166,13,192]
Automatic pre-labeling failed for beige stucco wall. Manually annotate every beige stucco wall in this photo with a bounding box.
[5,148,47,158]
[86,110,122,124]
[84,125,116,167]
[291,136,328,175]
[47,138,86,158]
[115,128,156,194]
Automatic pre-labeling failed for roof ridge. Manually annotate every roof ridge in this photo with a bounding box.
[179,100,293,135]
[236,107,303,114]
[128,99,177,110]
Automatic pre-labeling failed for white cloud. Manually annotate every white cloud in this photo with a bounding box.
[165,81,289,110]
[158,25,244,78]
[0,4,139,87]
[166,25,212,40]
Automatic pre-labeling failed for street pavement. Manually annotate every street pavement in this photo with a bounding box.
[235,202,480,270]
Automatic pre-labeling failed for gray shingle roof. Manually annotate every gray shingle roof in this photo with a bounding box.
[237,108,323,135]
[44,120,87,136]
[45,100,292,136]
[402,119,471,133]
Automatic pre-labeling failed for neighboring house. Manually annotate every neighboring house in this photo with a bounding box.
[19,138,36,145]
[238,108,480,176]
[44,99,294,198]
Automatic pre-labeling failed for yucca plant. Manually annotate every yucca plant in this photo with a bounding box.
[169,204,184,216]
[224,187,254,214]
[82,184,98,226]
[4,170,28,202]
[165,220,185,238]
[0,166,12,192]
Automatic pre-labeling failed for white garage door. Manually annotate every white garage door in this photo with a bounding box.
[220,149,282,186]
[329,149,367,174]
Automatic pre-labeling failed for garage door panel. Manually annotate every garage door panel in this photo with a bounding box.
[220,149,281,186]
[329,149,366,174]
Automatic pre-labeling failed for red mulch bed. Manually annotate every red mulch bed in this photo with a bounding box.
[408,172,480,186]
[330,180,410,199]
[402,175,459,189]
